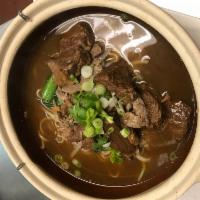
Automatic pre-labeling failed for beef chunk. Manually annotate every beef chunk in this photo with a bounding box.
[47,60,72,87]
[133,71,162,127]
[67,125,83,143]
[59,22,95,52]
[82,138,94,151]
[122,98,149,128]
[49,22,94,80]
[94,60,137,104]
[53,47,91,76]
[91,41,105,58]
[141,91,162,127]
[109,124,136,155]
[164,101,191,140]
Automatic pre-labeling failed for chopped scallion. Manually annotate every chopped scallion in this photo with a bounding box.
[74,169,81,177]
[94,84,106,96]
[81,65,93,78]
[100,111,114,124]
[120,128,130,138]
[92,118,103,134]
[107,127,114,134]
[69,74,79,84]
[54,154,63,164]
[81,79,94,92]
[72,159,82,168]
[83,125,95,138]
[61,162,69,170]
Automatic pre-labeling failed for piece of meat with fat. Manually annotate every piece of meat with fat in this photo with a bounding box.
[164,100,191,141]
[141,100,191,150]
[141,90,162,127]
[65,125,83,143]
[47,60,72,87]
[49,22,94,80]
[82,138,94,151]
[53,48,91,76]
[122,98,149,128]
[90,41,105,58]
[94,60,137,104]
[59,22,95,52]
[133,71,162,127]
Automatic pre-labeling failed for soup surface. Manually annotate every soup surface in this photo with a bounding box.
[8,8,197,198]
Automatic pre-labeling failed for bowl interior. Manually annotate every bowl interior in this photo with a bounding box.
[7,6,197,199]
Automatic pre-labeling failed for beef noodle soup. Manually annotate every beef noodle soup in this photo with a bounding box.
[8,7,197,198]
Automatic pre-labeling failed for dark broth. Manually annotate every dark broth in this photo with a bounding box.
[8,7,196,198]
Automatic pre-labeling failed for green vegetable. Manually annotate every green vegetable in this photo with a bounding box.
[95,100,102,111]
[116,102,125,116]
[92,135,108,152]
[54,154,63,163]
[42,76,57,105]
[110,148,123,164]
[72,159,82,168]
[81,79,94,92]
[100,111,114,124]
[74,169,81,177]
[94,84,106,96]
[61,162,69,170]
[92,118,103,134]
[75,92,99,110]
[169,152,178,162]
[120,128,130,138]
[83,125,95,138]
[86,108,98,124]
[54,96,63,106]
[69,105,87,125]
[69,74,79,84]
[107,127,114,134]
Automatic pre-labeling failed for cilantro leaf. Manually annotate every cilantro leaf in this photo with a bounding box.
[92,135,108,152]
[110,148,123,164]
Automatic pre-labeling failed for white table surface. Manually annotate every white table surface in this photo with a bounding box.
[0,2,200,200]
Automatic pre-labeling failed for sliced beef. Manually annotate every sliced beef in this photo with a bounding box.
[94,60,137,104]
[82,138,94,151]
[133,71,162,127]
[66,125,83,143]
[53,47,91,76]
[164,101,191,140]
[47,60,72,87]
[141,91,162,127]
[122,98,149,128]
[59,100,72,117]
[91,41,105,58]
[108,124,136,155]
[141,100,191,150]
[59,22,95,52]
[49,22,94,81]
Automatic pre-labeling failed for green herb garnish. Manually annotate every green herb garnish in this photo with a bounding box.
[92,135,108,152]
[110,148,123,164]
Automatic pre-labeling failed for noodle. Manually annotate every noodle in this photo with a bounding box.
[40,139,45,149]
[138,162,146,182]
[135,150,151,163]
[70,142,82,158]
[98,151,110,161]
